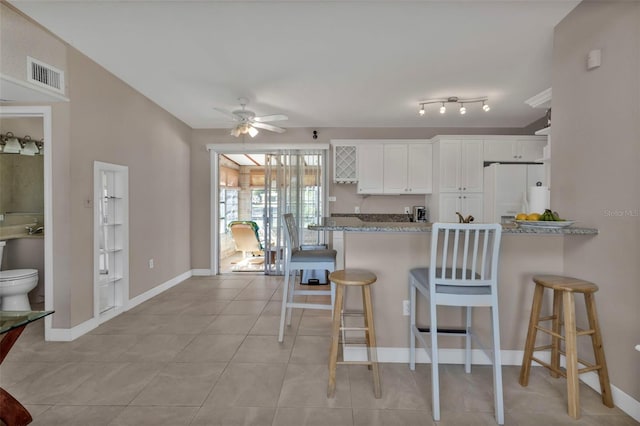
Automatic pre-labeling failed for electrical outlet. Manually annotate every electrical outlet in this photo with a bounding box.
[402,300,410,316]
[148,258,154,269]
[404,206,411,214]
[354,206,360,213]
[328,196,337,202]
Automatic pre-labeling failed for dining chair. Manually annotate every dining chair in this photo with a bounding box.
[278,213,337,342]
[408,222,504,425]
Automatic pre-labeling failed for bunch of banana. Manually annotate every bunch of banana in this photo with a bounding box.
[540,209,562,221]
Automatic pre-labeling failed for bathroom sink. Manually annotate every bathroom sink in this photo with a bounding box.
[0,223,38,239]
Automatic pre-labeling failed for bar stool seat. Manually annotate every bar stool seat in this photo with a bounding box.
[519,274,614,419]
[327,269,381,399]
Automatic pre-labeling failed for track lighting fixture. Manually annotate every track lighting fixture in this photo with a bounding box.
[417,96,490,116]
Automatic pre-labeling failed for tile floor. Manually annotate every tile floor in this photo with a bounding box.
[1,274,637,425]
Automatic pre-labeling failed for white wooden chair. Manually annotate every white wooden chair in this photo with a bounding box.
[278,213,337,342]
[408,222,504,425]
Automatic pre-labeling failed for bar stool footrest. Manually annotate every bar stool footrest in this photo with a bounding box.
[417,326,467,335]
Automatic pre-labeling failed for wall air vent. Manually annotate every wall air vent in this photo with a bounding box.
[26,56,65,95]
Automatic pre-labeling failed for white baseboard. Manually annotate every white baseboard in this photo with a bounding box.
[344,346,640,423]
[127,270,192,307]
[191,269,212,276]
[46,269,193,342]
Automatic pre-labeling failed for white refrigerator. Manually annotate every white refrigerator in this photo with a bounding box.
[483,163,546,223]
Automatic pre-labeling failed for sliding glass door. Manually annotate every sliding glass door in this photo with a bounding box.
[263,150,326,274]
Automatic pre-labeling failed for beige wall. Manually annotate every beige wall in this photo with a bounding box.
[190,125,541,269]
[552,1,640,400]
[66,48,192,326]
[0,3,67,94]
[2,3,193,327]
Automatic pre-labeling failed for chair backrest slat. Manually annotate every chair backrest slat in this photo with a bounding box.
[430,222,502,287]
[283,213,299,250]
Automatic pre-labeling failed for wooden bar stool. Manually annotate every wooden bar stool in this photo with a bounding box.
[327,269,381,399]
[519,275,614,419]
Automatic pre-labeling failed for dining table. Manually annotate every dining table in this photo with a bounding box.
[1,310,54,426]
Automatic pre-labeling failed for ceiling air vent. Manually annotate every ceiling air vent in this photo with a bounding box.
[26,56,65,94]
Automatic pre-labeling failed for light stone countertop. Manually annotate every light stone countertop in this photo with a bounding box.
[309,216,598,235]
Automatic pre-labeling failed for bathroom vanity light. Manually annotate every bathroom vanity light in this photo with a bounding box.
[418,96,490,116]
[20,137,39,156]
[0,132,43,155]
[1,133,21,153]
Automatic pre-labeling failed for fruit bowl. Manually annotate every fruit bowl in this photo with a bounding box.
[515,220,575,229]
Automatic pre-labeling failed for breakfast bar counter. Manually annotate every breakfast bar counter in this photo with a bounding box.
[307,215,599,361]
[309,216,598,235]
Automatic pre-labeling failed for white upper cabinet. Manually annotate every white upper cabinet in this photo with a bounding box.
[383,144,407,193]
[483,137,546,162]
[383,143,433,194]
[334,140,432,195]
[438,139,483,193]
[332,143,358,183]
[407,143,433,194]
[357,143,384,194]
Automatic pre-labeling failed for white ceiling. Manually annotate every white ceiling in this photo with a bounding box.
[9,1,578,130]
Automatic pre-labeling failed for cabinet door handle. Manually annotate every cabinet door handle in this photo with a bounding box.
[463,187,466,191]
[463,196,467,199]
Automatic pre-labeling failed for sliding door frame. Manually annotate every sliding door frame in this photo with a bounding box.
[206,143,329,275]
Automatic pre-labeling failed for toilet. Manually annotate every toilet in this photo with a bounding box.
[0,241,39,311]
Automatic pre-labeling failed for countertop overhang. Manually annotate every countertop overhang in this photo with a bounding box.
[309,217,598,235]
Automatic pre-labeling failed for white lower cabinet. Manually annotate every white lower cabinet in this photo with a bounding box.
[438,192,483,223]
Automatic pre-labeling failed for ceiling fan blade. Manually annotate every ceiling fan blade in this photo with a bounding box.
[212,107,240,121]
[253,114,288,123]
[251,121,286,133]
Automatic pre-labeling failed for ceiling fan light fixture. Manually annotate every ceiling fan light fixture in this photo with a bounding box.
[247,126,259,137]
[439,103,446,114]
[459,104,466,115]
[419,105,425,116]
[482,101,490,112]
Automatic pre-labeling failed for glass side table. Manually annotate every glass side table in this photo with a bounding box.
[1,310,54,426]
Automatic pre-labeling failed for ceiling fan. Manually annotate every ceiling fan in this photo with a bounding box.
[214,97,288,138]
